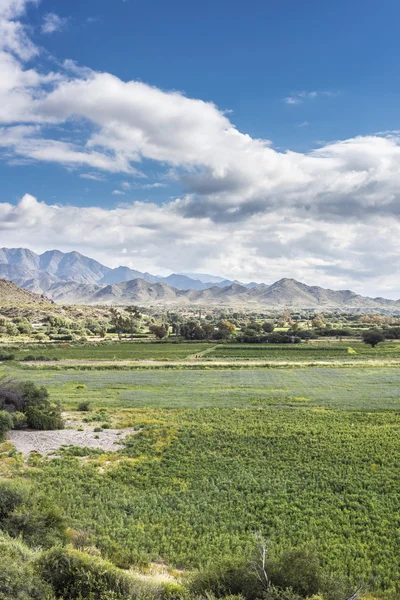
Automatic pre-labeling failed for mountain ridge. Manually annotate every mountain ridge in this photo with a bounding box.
[0,248,399,309]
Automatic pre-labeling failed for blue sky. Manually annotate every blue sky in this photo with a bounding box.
[1,0,400,296]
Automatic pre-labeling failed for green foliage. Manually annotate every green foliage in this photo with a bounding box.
[0,480,66,548]
[18,381,64,430]
[362,329,385,348]
[37,546,143,600]
[77,400,91,412]
[188,559,261,600]
[0,533,55,600]
[267,548,348,600]
[11,410,28,429]
[0,409,12,440]
[0,480,29,520]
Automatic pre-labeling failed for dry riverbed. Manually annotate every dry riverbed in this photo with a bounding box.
[8,419,138,457]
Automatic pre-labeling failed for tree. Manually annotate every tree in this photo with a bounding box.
[149,324,169,339]
[181,321,206,340]
[218,320,236,339]
[125,306,142,337]
[362,329,385,348]
[312,316,325,329]
[0,378,63,430]
[262,321,275,333]
[109,308,125,339]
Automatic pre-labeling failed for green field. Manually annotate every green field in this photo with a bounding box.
[6,365,400,410]
[8,341,212,361]
[4,339,400,363]
[4,356,400,593]
[21,400,400,590]
[208,341,400,361]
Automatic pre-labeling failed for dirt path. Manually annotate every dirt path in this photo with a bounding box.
[185,345,219,360]
[19,358,400,368]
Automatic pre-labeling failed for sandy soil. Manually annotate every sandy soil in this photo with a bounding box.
[8,426,138,457]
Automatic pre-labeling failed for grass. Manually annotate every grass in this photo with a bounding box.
[5,346,400,592]
[22,406,400,589]
[6,341,213,361]
[207,341,400,361]
[4,364,400,410]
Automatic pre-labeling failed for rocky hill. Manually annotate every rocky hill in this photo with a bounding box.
[0,279,52,305]
[30,277,399,309]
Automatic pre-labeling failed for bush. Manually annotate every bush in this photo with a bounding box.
[0,353,15,360]
[0,480,29,520]
[267,548,349,600]
[0,409,12,441]
[0,533,55,600]
[11,410,27,429]
[188,558,261,600]
[36,546,135,600]
[77,400,91,412]
[25,406,64,430]
[362,329,385,348]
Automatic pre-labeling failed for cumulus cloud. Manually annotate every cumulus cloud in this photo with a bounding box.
[1,0,400,295]
[1,194,400,297]
[41,12,67,34]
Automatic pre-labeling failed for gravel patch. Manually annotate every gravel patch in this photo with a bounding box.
[8,427,138,457]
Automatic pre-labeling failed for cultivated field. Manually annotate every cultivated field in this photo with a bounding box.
[3,339,400,594]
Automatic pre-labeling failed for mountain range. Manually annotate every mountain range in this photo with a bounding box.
[0,247,399,309]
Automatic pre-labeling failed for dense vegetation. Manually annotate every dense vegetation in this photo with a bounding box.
[2,314,400,599]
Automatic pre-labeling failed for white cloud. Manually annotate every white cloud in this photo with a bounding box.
[1,1,400,295]
[80,172,106,181]
[41,12,67,34]
[284,91,338,105]
[1,194,400,297]
[112,189,125,195]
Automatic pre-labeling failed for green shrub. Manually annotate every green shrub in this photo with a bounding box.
[188,559,261,600]
[0,533,55,600]
[36,546,135,600]
[0,480,29,520]
[12,410,27,429]
[0,409,12,441]
[77,400,91,412]
[5,501,66,548]
[267,548,348,600]
[0,353,16,360]
[25,406,64,430]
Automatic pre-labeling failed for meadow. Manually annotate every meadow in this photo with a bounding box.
[5,364,400,410]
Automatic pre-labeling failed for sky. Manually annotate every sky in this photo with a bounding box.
[1,0,400,297]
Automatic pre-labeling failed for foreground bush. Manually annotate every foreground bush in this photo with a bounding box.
[188,558,262,600]
[0,480,66,548]
[0,532,55,600]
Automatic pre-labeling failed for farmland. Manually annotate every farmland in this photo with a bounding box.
[4,338,400,364]
[207,341,400,361]
[3,335,400,597]
[4,363,400,410]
